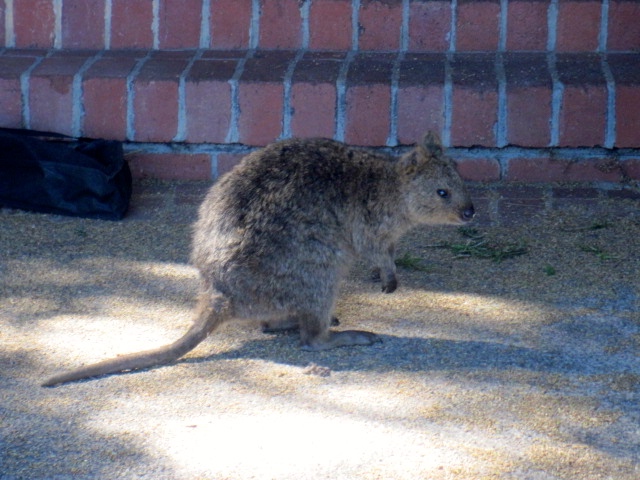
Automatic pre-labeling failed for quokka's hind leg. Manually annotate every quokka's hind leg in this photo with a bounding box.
[261,316,340,334]
[297,312,380,351]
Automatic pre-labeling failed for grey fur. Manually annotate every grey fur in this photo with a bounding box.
[42,132,474,387]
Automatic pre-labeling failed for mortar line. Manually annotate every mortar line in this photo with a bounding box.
[496,53,507,147]
[499,0,508,52]
[250,0,260,49]
[335,50,356,142]
[300,0,310,49]
[547,0,558,52]
[152,0,160,49]
[226,49,255,144]
[20,52,50,130]
[126,51,153,141]
[352,0,360,51]
[200,0,211,48]
[443,53,453,147]
[400,0,409,52]
[72,51,104,138]
[601,56,616,149]
[104,0,112,49]
[175,50,204,142]
[547,53,562,147]
[5,0,15,48]
[449,0,457,53]
[387,51,404,147]
[53,0,62,48]
[598,0,609,52]
[282,49,306,139]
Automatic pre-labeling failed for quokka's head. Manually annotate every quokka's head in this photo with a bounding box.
[399,131,475,225]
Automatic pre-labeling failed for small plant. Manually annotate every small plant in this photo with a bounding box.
[561,220,611,232]
[588,221,611,231]
[579,244,618,261]
[448,239,528,263]
[394,252,434,272]
[543,264,557,276]
[457,226,484,239]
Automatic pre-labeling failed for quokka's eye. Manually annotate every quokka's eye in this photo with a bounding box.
[437,189,449,198]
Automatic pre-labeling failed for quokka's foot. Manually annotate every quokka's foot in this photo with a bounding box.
[300,330,381,351]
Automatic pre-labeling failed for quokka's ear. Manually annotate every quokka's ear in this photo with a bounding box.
[420,131,443,158]
[399,131,445,175]
[398,150,421,175]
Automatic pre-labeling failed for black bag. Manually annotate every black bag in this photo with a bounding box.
[0,128,132,220]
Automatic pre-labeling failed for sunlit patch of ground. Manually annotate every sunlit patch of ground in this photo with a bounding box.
[1,188,639,478]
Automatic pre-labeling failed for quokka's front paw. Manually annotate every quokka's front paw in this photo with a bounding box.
[381,275,398,293]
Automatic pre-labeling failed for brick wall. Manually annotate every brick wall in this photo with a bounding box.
[0,0,639,182]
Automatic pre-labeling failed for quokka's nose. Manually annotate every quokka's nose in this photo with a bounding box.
[462,205,475,221]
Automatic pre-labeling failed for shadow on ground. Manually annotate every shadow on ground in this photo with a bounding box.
[1,180,639,478]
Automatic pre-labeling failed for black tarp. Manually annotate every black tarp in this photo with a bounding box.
[0,128,132,220]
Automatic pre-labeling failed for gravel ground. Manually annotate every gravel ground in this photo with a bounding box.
[1,181,639,479]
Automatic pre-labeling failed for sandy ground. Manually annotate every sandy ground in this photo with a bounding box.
[1,181,639,479]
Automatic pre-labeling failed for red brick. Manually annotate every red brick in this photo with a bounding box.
[456,0,500,51]
[506,1,548,51]
[128,152,212,180]
[506,87,552,147]
[290,52,343,138]
[556,1,601,52]
[82,53,142,140]
[455,157,501,182]
[259,0,302,49]
[210,0,252,49]
[158,0,202,48]
[345,85,391,145]
[111,0,154,49]
[309,0,352,50]
[608,1,640,51]
[504,54,552,147]
[344,54,394,145]
[559,85,607,146]
[185,56,238,143]
[451,89,498,146]
[358,0,403,51]
[0,77,23,128]
[450,54,498,146]
[217,152,246,177]
[397,53,446,144]
[291,83,337,138]
[29,53,92,136]
[238,83,283,145]
[506,157,624,182]
[556,54,607,147]
[609,54,640,147]
[397,86,445,145]
[62,0,105,49]
[83,77,128,140]
[568,160,625,182]
[237,52,294,145]
[14,0,56,48]
[408,0,451,52]
[0,56,42,128]
[621,159,640,180]
[133,52,193,142]
[615,86,640,148]
[496,186,546,225]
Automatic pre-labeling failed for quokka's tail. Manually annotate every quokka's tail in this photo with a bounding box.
[42,294,226,387]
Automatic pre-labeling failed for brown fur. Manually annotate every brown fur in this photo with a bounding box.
[42,132,474,387]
